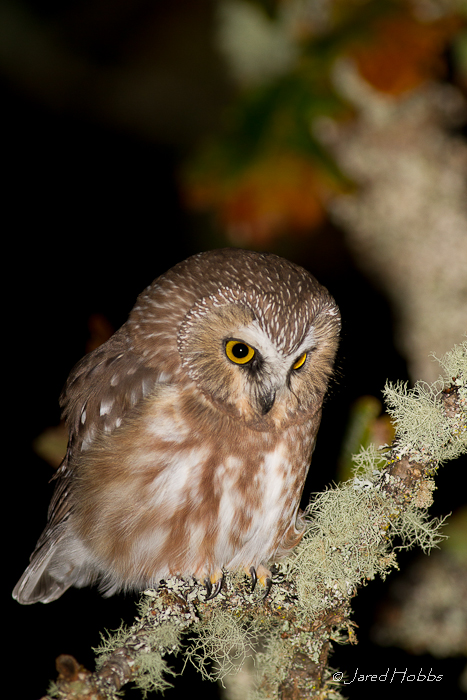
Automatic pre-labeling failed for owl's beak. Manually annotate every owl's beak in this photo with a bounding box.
[257,388,276,415]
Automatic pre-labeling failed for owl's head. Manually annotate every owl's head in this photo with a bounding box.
[168,250,341,431]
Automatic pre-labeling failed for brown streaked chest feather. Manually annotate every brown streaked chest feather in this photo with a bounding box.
[72,384,317,581]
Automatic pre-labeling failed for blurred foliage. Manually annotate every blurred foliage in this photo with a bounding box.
[181,0,465,246]
[337,395,395,481]
[33,423,68,469]
[441,504,467,563]
[349,9,462,93]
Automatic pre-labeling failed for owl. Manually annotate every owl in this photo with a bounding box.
[13,249,340,604]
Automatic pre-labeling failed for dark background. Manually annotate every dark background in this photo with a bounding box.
[4,1,466,698]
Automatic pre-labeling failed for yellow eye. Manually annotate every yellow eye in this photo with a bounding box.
[225,340,255,365]
[292,352,307,370]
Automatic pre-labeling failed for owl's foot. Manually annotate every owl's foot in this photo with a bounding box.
[203,571,224,601]
[246,564,273,599]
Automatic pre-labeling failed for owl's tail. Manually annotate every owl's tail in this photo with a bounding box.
[12,527,95,604]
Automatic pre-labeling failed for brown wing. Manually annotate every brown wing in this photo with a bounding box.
[13,326,162,603]
[50,327,162,532]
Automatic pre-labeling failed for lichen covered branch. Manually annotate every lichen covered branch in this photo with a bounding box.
[45,341,466,700]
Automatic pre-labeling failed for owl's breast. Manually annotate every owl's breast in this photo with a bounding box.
[72,385,316,586]
[210,421,313,568]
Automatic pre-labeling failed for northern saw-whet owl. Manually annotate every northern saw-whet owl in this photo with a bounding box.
[13,249,340,604]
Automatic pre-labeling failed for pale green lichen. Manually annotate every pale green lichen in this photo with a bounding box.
[94,611,184,697]
[45,681,61,699]
[252,631,295,694]
[394,504,449,553]
[383,340,467,464]
[351,443,389,477]
[185,609,261,682]
[434,340,467,392]
[129,652,177,698]
[286,483,394,616]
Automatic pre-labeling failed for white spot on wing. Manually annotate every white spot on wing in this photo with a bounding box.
[100,398,113,416]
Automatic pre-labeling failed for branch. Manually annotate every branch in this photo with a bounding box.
[43,341,467,700]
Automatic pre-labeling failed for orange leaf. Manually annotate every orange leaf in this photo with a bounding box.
[350,13,461,95]
[185,152,331,245]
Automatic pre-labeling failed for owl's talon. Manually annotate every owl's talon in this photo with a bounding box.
[263,577,273,600]
[204,578,212,599]
[204,573,224,601]
[245,565,273,597]
[249,566,257,592]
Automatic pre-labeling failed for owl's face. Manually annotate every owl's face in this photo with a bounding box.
[177,276,339,431]
[127,249,340,432]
